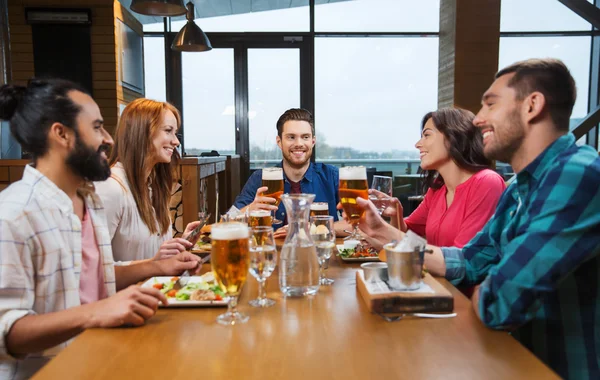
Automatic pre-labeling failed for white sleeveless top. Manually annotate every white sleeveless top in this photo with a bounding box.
[94,162,172,263]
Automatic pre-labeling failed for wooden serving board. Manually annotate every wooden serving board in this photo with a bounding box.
[356,271,454,313]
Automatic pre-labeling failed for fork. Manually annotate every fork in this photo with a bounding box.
[173,214,211,291]
[375,311,457,322]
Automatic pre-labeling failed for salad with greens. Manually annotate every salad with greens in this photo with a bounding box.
[338,244,379,258]
[152,277,225,301]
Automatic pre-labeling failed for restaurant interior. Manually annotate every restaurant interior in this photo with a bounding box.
[0,0,598,379]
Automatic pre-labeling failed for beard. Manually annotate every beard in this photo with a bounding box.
[484,108,525,164]
[282,147,313,170]
[66,135,111,182]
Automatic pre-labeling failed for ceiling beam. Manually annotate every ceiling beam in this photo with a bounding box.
[558,0,600,29]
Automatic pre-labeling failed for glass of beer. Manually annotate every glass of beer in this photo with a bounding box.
[339,166,368,241]
[211,222,251,325]
[248,226,278,307]
[262,167,284,225]
[310,202,329,217]
[248,209,273,228]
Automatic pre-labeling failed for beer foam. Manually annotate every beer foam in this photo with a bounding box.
[211,222,249,240]
[262,168,283,180]
[249,209,271,217]
[339,166,367,180]
[310,202,328,211]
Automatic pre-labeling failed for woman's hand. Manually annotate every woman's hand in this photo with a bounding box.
[181,221,203,245]
[368,189,406,231]
[153,238,193,261]
[337,198,403,245]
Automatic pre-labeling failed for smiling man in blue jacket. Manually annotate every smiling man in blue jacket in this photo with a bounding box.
[234,108,339,226]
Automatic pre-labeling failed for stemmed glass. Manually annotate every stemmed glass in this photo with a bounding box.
[339,166,368,241]
[262,168,284,225]
[211,222,251,325]
[248,226,278,307]
[369,175,393,215]
[310,215,336,285]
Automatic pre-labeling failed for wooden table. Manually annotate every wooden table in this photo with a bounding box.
[33,241,557,380]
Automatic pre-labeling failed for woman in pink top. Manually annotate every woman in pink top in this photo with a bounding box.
[376,108,505,248]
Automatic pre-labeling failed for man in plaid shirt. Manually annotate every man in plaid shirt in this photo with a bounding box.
[0,79,201,379]
[355,59,599,379]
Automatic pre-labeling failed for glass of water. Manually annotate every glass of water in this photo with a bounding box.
[248,226,278,307]
[310,215,336,285]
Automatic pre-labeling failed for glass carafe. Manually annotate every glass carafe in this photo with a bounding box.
[279,193,320,297]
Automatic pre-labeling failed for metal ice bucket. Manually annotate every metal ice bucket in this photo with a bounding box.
[384,243,427,291]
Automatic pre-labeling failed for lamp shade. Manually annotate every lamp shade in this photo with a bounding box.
[130,0,186,16]
[171,2,212,52]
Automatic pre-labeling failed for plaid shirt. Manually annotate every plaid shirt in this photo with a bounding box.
[442,134,600,379]
[0,165,116,380]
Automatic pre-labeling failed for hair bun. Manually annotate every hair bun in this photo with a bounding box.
[0,84,27,120]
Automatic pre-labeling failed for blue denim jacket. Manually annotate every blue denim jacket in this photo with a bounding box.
[233,162,340,225]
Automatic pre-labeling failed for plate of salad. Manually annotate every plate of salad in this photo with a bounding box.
[337,244,380,262]
[141,272,228,307]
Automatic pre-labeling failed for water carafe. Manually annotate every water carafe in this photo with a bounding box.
[279,193,320,296]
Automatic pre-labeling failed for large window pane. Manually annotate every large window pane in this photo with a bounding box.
[499,36,591,121]
[182,49,235,155]
[315,37,438,176]
[248,49,300,169]
[143,36,165,102]
[148,1,309,33]
[501,0,592,32]
[316,0,439,32]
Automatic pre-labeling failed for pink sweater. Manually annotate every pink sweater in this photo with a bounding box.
[405,169,506,248]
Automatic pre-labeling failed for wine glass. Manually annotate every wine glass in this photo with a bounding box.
[262,168,284,225]
[369,175,393,215]
[211,222,251,325]
[310,215,336,285]
[248,226,278,307]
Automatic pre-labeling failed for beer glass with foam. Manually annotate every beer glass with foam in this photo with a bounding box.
[262,167,284,224]
[339,166,368,241]
[211,222,251,325]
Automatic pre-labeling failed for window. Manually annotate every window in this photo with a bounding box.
[248,49,300,168]
[499,36,591,121]
[315,0,439,32]
[143,36,166,102]
[146,1,310,33]
[500,0,592,32]
[181,49,235,155]
[315,36,439,179]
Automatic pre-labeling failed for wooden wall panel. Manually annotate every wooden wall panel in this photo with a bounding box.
[438,0,501,114]
[6,0,129,136]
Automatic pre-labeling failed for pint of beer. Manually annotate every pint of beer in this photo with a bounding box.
[339,166,368,226]
[248,209,273,227]
[310,202,329,217]
[262,168,284,206]
[211,222,250,296]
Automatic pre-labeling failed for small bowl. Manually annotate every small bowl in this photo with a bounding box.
[361,262,389,283]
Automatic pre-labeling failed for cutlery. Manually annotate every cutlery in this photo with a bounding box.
[173,214,211,291]
[375,311,457,322]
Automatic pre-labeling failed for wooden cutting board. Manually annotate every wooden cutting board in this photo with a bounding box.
[356,270,454,313]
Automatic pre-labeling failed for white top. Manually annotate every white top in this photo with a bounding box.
[0,165,116,380]
[94,162,172,262]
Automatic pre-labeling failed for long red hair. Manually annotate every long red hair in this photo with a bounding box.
[109,98,181,235]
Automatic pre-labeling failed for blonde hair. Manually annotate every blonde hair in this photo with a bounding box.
[109,98,181,235]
